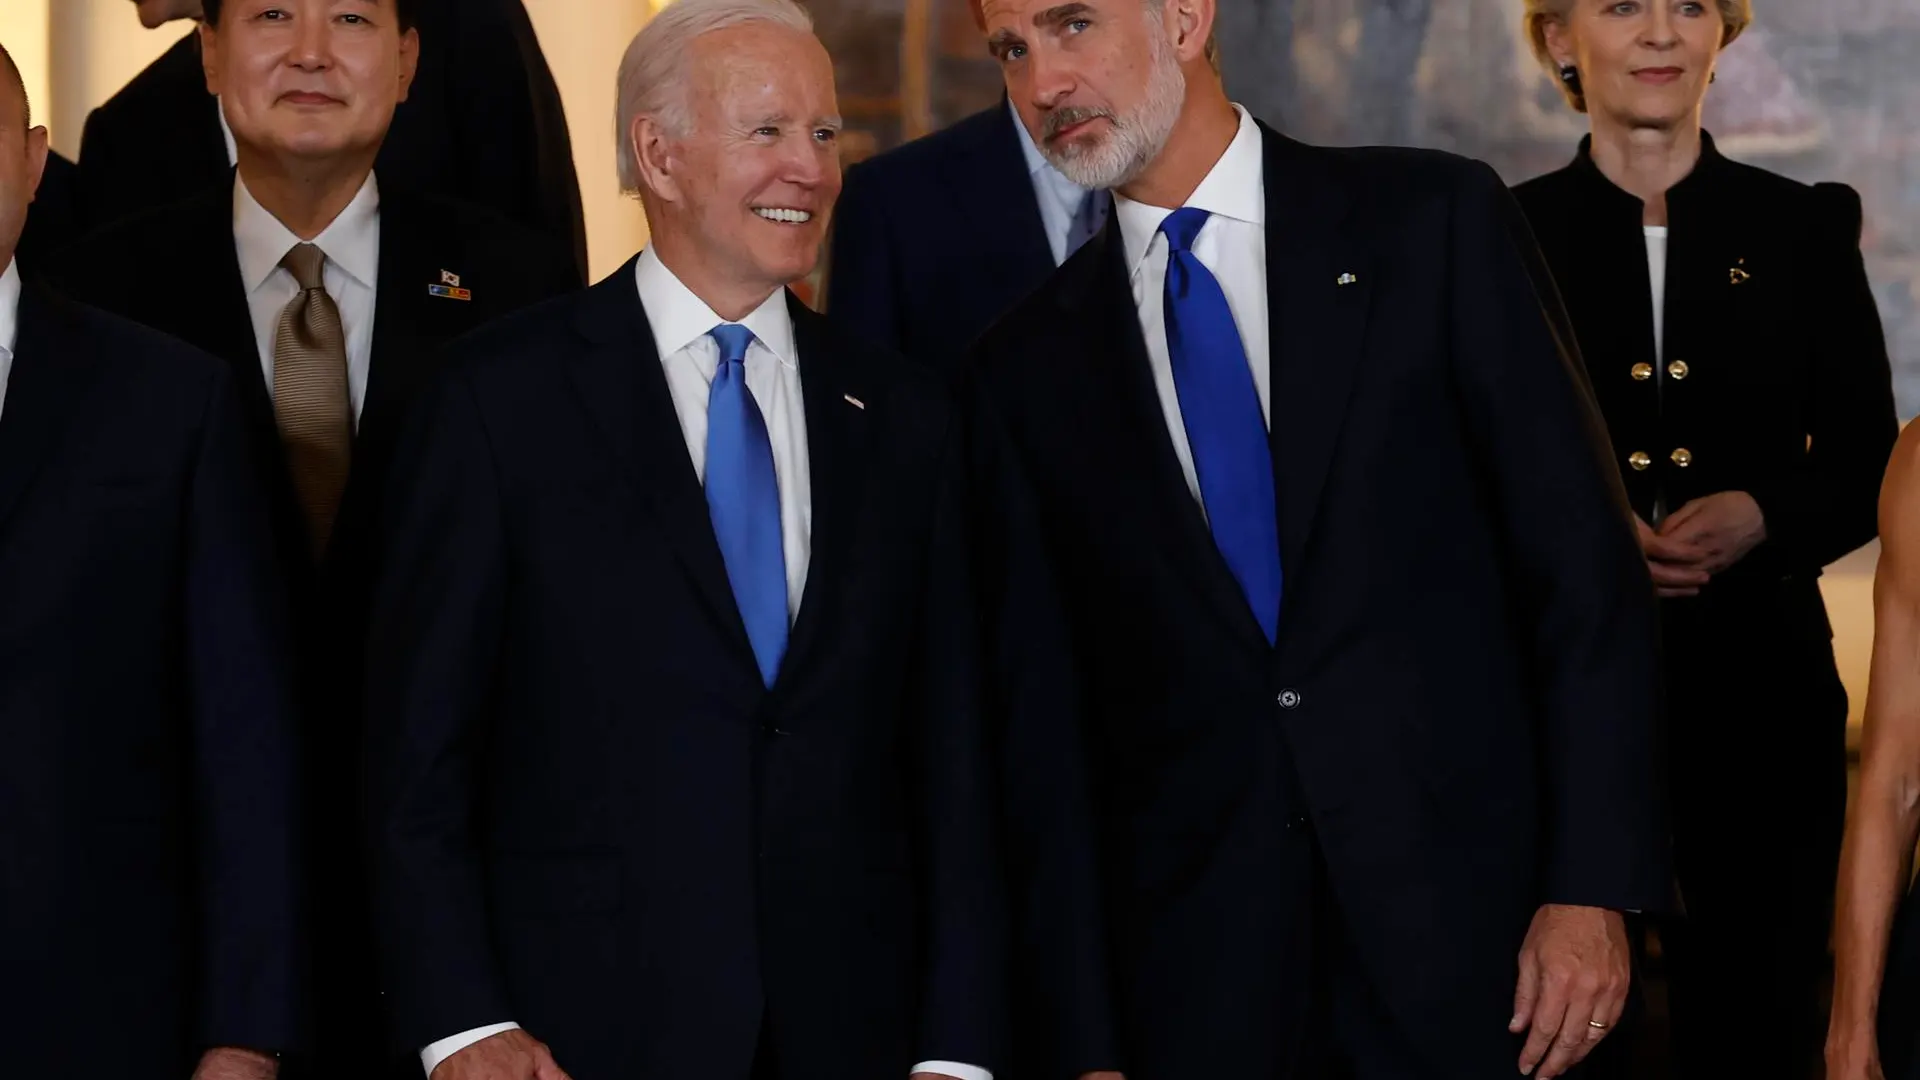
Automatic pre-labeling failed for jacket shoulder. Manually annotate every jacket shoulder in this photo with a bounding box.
[34,287,229,392]
[847,105,1007,185]
[86,33,204,131]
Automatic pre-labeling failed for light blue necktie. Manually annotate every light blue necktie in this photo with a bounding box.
[1161,207,1282,643]
[705,324,788,687]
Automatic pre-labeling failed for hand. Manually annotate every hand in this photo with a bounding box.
[191,1048,278,1080]
[1655,492,1768,577]
[1634,516,1709,597]
[1825,1026,1888,1080]
[1510,904,1630,1079]
[432,1030,573,1080]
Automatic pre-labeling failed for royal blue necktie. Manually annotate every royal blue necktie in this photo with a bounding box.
[705,324,788,687]
[1160,207,1282,643]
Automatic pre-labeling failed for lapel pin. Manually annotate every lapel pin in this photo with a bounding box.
[429,269,472,301]
[1336,272,1358,286]
[1729,258,1751,285]
[843,394,866,411]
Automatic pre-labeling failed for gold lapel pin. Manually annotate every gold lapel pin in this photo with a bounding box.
[1729,258,1751,285]
[1336,272,1358,286]
[843,394,866,411]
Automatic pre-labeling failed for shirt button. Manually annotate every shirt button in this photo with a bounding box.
[1277,689,1301,709]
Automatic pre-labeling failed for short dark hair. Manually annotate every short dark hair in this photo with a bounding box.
[0,42,27,129]
[202,0,419,32]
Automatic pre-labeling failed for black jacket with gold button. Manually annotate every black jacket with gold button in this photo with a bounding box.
[1513,134,1897,587]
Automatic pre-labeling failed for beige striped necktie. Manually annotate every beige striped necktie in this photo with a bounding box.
[272,242,353,558]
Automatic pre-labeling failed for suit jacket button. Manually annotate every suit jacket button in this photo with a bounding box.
[1277,689,1301,709]
[1628,451,1651,471]
[1630,363,1653,381]
[1668,360,1689,380]
[1670,448,1693,468]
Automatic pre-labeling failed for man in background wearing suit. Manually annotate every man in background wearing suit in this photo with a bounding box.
[75,0,587,279]
[364,2,1001,1078]
[969,0,1669,1078]
[55,2,576,1074]
[828,0,1106,370]
[13,150,75,275]
[0,42,301,1080]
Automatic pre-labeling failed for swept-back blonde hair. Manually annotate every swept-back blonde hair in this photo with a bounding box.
[1522,0,1752,112]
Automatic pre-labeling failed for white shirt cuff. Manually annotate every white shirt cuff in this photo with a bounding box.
[421,1022,521,1077]
[911,1062,993,1080]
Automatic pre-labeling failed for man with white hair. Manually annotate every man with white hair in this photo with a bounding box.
[364,3,1002,1079]
[969,0,1669,1078]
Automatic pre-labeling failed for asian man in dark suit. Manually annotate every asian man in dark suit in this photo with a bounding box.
[78,0,588,280]
[0,43,301,1080]
[53,3,575,1075]
[967,1,1669,1079]
[829,4,1106,370]
[364,3,1001,1079]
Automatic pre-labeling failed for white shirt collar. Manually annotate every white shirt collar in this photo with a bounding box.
[218,96,239,166]
[232,170,381,296]
[1114,104,1265,276]
[0,257,20,361]
[632,246,797,370]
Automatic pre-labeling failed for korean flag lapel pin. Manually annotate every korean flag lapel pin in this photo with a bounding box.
[429,269,472,301]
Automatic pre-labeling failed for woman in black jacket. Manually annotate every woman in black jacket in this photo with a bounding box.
[1511,2,1898,1077]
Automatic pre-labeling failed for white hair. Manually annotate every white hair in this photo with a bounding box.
[615,0,816,194]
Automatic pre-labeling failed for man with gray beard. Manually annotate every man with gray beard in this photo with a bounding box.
[966,1,1669,1078]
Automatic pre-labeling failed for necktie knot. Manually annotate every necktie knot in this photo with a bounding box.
[1160,206,1211,255]
[710,324,755,368]
[281,243,328,291]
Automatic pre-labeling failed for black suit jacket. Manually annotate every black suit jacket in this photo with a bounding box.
[364,267,1004,1079]
[0,285,302,1078]
[1513,134,1897,586]
[829,102,1056,369]
[17,151,81,276]
[75,0,588,280]
[52,181,575,1071]
[970,124,1670,1078]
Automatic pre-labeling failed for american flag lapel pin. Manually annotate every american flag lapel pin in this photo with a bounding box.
[429,269,472,301]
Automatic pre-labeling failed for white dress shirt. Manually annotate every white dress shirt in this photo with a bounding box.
[1010,98,1098,267]
[0,258,20,421]
[1113,104,1271,506]
[233,171,381,426]
[421,250,987,1080]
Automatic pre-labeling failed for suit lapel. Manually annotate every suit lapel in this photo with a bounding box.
[1065,223,1270,651]
[775,298,870,690]
[0,287,106,537]
[947,101,1056,288]
[359,195,435,448]
[563,262,758,669]
[179,184,277,434]
[1261,126,1371,588]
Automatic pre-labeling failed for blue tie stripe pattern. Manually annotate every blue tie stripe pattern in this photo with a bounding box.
[705,323,789,687]
[1159,207,1283,643]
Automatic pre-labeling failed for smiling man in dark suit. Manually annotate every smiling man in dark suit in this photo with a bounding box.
[967,1,1670,1078]
[828,0,1106,370]
[78,0,587,278]
[54,2,575,1075]
[364,2,1001,1078]
[0,42,301,1080]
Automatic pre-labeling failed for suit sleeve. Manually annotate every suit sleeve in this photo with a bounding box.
[1745,182,1898,575]
[908,408,1009,1070]
[363,364,516,1050]
[826,162,906,351]
[1445,161,1670,913]
[443,0,588,284]
[963,377,1122,1076]
[186,363,307,1053]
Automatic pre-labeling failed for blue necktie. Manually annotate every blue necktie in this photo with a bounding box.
[705,324,788,687]
[1160,207,1282,643]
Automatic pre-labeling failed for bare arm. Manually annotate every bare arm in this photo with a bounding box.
[1827,421,1920,1078]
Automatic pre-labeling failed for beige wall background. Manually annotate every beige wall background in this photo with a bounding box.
[5,0,665,283]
